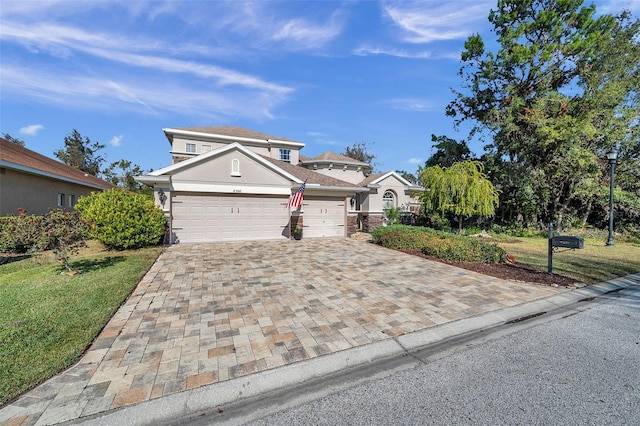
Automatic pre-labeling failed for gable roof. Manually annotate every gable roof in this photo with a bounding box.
[301,151,370,167]
[358,171,422,190]
[142,142,303,183]
[164,126,305,148]
[0,137,116,190]
[137,142,366,192]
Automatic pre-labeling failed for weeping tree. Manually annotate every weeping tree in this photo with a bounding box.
[420,161,499,232]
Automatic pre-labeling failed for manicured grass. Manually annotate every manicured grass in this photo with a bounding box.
[0,244,164,406]
[497,237,640,284]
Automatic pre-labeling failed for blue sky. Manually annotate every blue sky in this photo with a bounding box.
[1,0,638,175]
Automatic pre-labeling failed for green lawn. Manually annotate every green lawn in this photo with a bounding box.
[497,237,640,284]
[0,244,164,407]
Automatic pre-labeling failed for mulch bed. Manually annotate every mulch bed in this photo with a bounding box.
[398,249,580,288]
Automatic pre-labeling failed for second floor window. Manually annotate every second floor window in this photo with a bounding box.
[280,149,291,163]
[186,143,196,153]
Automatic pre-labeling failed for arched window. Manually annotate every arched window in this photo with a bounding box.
[383,190,395,210]
[231,159,241,176]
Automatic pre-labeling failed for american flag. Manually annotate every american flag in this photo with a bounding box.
[286,180,306,209]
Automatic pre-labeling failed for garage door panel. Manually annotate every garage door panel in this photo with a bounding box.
[171,193,289,243]
[303,197,345,238]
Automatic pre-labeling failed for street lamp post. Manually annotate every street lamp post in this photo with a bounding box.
[606,149,618,246]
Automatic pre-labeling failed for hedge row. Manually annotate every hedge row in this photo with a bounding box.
[371,224,507,264]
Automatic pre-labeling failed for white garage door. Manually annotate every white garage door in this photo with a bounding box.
[303,197,345,238]
[171,193,290,243]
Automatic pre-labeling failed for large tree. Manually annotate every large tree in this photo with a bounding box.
[446,0,639,229]
[425,134,472,168]
[102,159,150,194]
[343,141,377,169]
[420,161,499,232]
[54,129,105,176]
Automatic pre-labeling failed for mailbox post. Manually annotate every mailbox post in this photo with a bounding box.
[548,223,553,274]
[548,223,585,274]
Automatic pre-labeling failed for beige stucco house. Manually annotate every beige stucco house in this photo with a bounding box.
[0,137,116,216]
[136,126,422,243]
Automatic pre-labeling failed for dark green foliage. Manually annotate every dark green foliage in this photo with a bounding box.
[372,224,507,264]
[54,129,105,176]
[343,141,377,169]
[447,0,640,230]
[371,225,440,250]
[424,134,472,168]
[421,238,507,264]
[0,210,43,253]
[75,189,166,250]
[421,214,453,232]
[34,209,88,271]
[102,159,150,193]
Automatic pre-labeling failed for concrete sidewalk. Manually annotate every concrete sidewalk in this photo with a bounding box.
[3,238,629,426]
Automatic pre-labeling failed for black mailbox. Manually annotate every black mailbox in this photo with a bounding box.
[552,236,584,249]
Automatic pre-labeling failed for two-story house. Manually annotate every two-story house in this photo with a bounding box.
[136,126,421,243]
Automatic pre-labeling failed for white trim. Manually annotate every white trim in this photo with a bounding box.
[135,175,170,185]
[0,160,111,190]
[163,128,305,148]
[369,171,413,186]
[170,182,291,195]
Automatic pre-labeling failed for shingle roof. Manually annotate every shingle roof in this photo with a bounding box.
[260,156,360,188]
[0,137,116,189]
[358,172,386,186]
[303,151,370,166]
[173,126,303,144]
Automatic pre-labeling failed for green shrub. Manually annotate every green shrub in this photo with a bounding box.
[422,237,507,264]
[371,225,440,249]
[0,209,43,253]
[75,189,166,250]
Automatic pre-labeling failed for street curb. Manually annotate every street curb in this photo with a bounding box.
[73,273,640,426]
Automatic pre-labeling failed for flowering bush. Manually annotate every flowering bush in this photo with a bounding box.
[34,209,88,271]
[0,209,43,253]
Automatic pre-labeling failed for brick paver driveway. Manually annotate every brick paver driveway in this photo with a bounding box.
[1,238,562,425]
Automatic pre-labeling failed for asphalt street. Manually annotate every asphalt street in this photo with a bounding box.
[202,285,640,426]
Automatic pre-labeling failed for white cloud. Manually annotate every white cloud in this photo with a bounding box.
[384,98,436,112]
[383,0,493,43]
[597,0,640,14]
[110,134,124,147]
[1,65,289,120]
[408,157,423,164]
[271,13,344,50]
[19,124,44,135]
[1,22,289,93]
[353,45,432,58]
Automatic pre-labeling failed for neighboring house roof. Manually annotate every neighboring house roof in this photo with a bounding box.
[165,126,304,146]
[301,151,370,167]
[0,137,116,190]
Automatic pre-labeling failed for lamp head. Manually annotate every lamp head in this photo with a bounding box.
[606,149,618,162]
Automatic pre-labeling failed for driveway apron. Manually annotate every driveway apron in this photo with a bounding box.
[0,238,562,425]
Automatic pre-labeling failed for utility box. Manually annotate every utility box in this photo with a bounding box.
[552,236,584,249]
